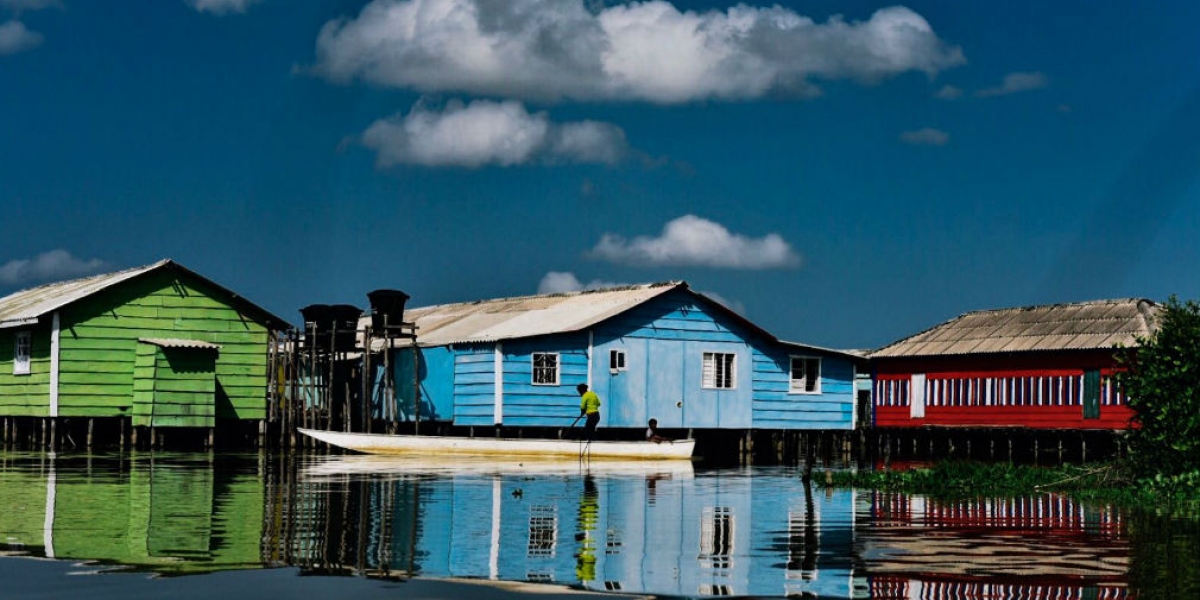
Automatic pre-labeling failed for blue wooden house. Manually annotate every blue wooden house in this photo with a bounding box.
[383,282,859,434]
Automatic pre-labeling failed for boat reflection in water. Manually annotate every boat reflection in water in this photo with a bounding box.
[288,454,857,598]
[0,452,1154,598]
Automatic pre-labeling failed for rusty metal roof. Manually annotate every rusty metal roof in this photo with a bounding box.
[871,298,1160,358]
[139,338,221,350]
[0,259,288,330]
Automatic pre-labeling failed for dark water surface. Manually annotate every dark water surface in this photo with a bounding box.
[0,451,1196,599]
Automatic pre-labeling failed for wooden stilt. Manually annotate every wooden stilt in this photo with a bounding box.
[87,418,94,449]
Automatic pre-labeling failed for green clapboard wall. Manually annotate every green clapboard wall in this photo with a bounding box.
[54,269,273,422]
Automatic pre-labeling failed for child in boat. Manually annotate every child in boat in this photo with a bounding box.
[645,418,670,444]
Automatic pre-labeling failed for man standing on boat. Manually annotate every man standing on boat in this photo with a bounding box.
[577,383,601,441]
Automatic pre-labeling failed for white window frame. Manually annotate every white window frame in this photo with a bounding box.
[13,330,31,376]
[789,356,822,394]
[531,352,559,386]
[609,349,626,373]
[702,352,737,390]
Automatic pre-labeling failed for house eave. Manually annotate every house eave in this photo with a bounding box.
[0,317,40,329]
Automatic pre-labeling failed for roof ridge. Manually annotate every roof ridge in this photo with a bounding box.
[409,281,685,312]
[960,297,1155,316]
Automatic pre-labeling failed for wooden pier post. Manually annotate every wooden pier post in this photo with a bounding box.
[362,329,371,434]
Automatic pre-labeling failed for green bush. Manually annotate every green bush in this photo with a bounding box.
[1116,296,1200,477]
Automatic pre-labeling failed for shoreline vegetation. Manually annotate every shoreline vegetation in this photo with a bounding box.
[824,461,1200,518]
[827,297,1200,520]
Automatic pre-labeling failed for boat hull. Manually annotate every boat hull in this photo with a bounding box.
[297,428,695,460]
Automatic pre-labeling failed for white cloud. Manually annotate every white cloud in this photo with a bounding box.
[537,271,627,294]
[311,0,965,104]
[0,250,108,286]
[589,215,801,269]
[0,20,40,55]
[976,71,1048,97]
[361,100,627,168]
[933,84,961,100]
[900,127,948,145]
[186,0,261,15]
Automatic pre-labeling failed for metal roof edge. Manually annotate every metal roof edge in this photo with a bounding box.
[408,281,685,314]
[776,339,868,361]
[0,258,290,331]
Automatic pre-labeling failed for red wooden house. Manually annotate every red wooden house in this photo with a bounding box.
[870,298,1159,430]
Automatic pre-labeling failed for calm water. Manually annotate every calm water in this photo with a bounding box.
[0,451,1196,599]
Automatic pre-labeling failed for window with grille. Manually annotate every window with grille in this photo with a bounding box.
[789,356,821,394]
[700,506,734,570]
[609,349,626,372]
[702,352,736,389]
[13,331,31,376]
[527,505,557,557]
[532,353,559,385]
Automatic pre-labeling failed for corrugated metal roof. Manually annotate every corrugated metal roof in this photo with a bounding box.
[0,259,288,330]
[139,338,221,350]
[365,281,814,351]
[0,260,170,328]
[393,282,687,346]
[871,298,1160,358]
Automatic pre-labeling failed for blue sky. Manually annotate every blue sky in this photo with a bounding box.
[1,0,1197,350]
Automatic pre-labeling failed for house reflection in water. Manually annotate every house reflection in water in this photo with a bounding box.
[0,453,265,574]
[857,491,1131,599]
[279,457,858,598]
[0,453,1144,599]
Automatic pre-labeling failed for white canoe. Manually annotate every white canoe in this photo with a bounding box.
[302,454,696,479]
[297,428,696,460]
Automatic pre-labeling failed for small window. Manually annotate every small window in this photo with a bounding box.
[702,352,736,389]
[532,353,559,385]
[13,331,31,376]
[789,356,821,394]
[609,349,626,372]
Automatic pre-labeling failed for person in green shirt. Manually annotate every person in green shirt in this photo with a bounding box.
[577,383,601,441]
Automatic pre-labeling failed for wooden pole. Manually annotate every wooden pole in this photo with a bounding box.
[87,418,94,449]
[329,326,337,433]
[412,343,421,436]
[363,326,372,434]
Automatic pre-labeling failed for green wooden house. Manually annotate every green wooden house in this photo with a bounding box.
[0,259,287,440]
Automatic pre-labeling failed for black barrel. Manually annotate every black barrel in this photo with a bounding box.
[367,289,410,330]
[300,303,363,351]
